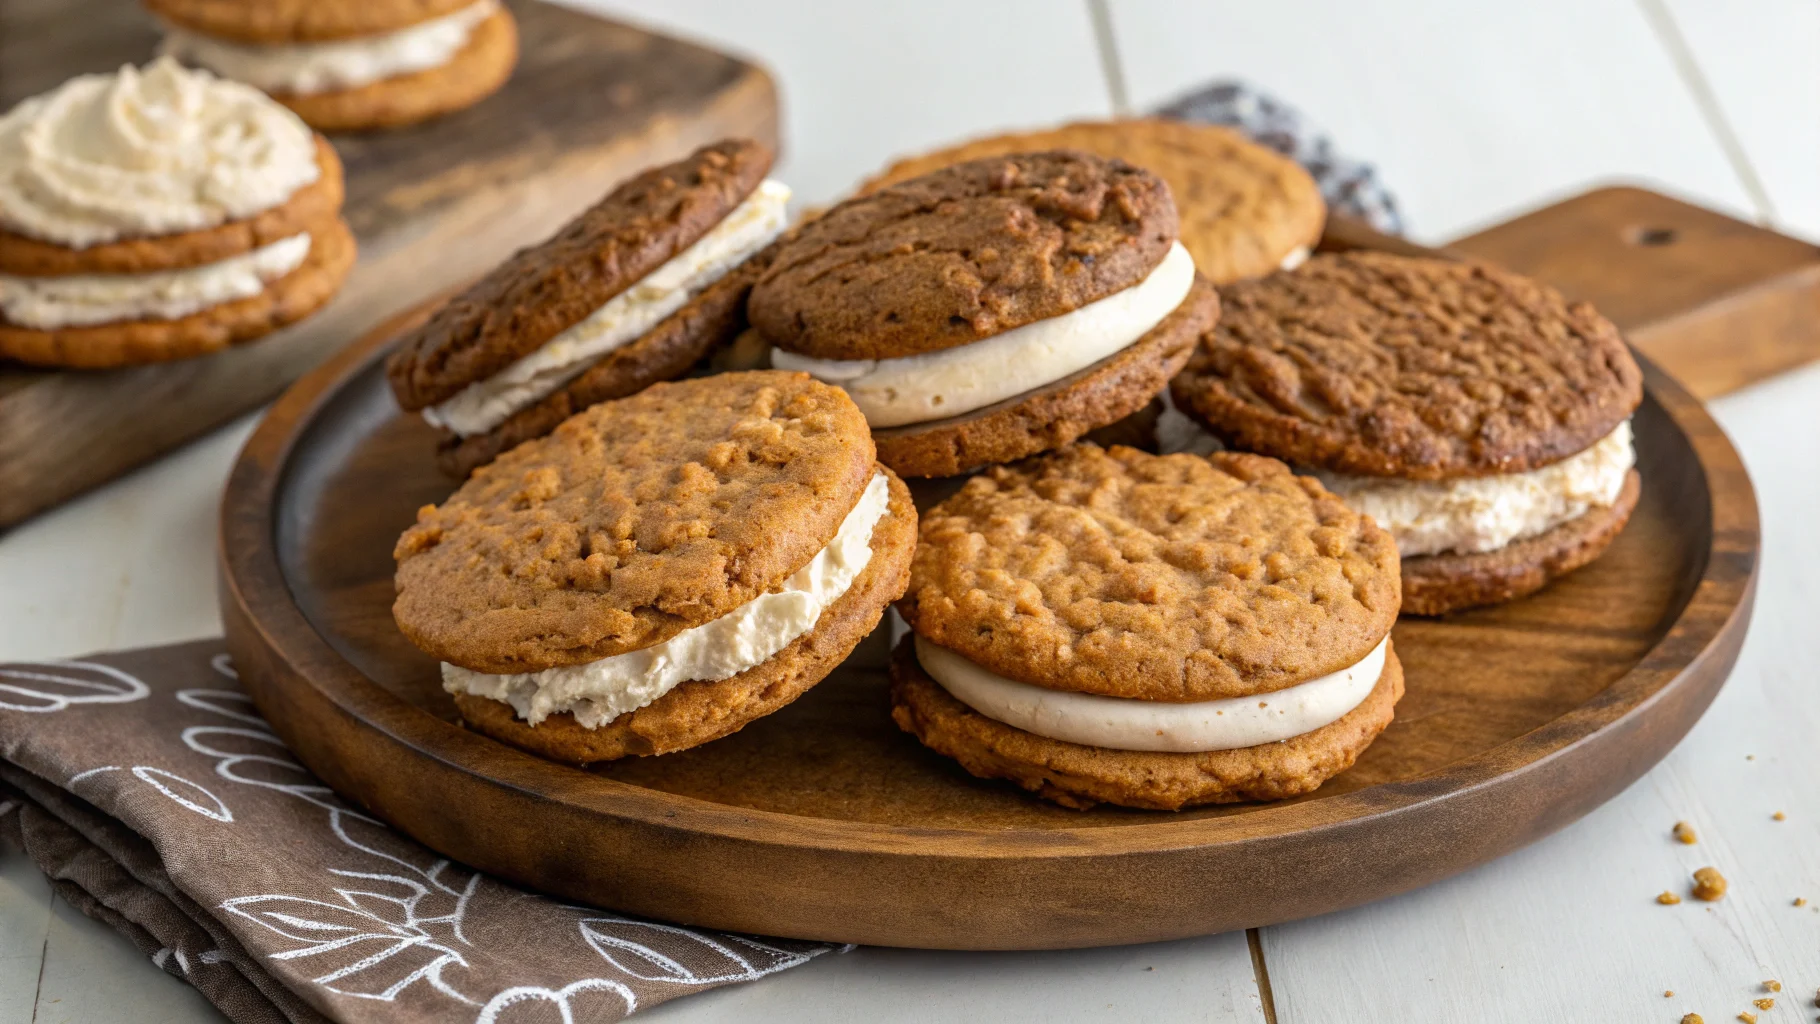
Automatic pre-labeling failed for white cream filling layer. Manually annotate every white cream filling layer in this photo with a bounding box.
[918,634,1387,753]
[771,241,1196,428]
[0,232,309,328]
[159,1,498,96]
[425,179,792,437]
[1317,420,1634,557]
[1278,245,1310,271]
[443,472,889,729]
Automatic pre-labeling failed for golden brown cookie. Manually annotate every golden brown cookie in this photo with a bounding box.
[393,371,877,673]
[898,444,1401,701]
[453,468,917,762]
[1401,468,1641,615]
[1171,252,1644,480]
[889,635,1403,810]
[751,150,1177,361]
[871,275,1214,478]
[860,119,1324,284]
[0,215,355,369]
[0,136,343,276]
[270,8,518,132]
[145,0,479,43]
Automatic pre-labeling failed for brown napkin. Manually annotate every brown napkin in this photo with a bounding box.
[0,640,847,1024]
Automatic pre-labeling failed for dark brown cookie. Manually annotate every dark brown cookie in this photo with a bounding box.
[452,468,917,762]
[750,150,1176,361]
[392,371,876,673]
[1401,468,1640,615]
[898,444,1401,702]
[872,274,1215,478]
[1171,252,1643,480]
[386,138,773,410]
[434,237,778,478]
[889,636,1403,810]
[145,0,479,42]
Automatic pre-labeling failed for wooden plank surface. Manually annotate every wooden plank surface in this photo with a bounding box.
[0,0,779,528]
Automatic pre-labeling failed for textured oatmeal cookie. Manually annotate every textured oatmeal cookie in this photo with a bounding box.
[1171,252,1643,479]
[272,8,518,132]
[897,444,1401,702]
[386,138,773,410]
[861,119,1324,284]
[145,0,480,42]
[750,150,1176,361]
[392,371,876,673]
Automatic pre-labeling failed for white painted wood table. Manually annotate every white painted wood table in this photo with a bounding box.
[3,2,1816,1021]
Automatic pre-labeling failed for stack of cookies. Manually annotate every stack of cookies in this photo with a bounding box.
[387,139,791,477]
[0,58,354,368]
[151,0,517,131]
[753,150,1220,478]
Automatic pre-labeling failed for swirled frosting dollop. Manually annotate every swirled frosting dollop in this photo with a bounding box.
[0,57,320,249]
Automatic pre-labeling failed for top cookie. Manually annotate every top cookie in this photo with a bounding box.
[393,371,877,673]
[898,444,1400,702]
[144,0,480,43]
[860,120,1324,284]
[387,139,773,411]
[750,150,1176,361]
[1171,252,1644,479]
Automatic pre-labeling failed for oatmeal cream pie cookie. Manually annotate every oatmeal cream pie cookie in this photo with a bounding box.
[393,371,917,764]
[1171,252,1644,616]
[387,139,792,478]
[0,58,353,369]
[860,119,1325,283]
[755,150,1221,478]
[891,443,1403,811]
[151,0,517,132]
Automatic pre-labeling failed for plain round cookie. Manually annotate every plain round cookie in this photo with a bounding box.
[1171,252,1644,480]
[393,371,877,673]
[144,0,479,42]
[0,136,343,276]
[889,636,1403,810]
[860,119,1325,284]
[272,8,518,132]
[387,138,773,410]
[871,275,1216,478]
[1402,468,1641,615]
[452,468,917,762]
[0,215,355,368]
[750,150,1176,361]
[898,444,1401,702]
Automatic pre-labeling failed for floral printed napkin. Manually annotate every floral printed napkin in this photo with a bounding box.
[0,641,847,1024]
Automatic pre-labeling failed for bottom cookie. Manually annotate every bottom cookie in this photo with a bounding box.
[274,8,518,131]
[453,467,916,763]
[888,636,1404,811]
[1400,469,1641,616]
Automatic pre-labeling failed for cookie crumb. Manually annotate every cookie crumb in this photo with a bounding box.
[1692,867,1727,901]
[1766,982,1782,993]
[1674,821,1698,844]
[1658,891,1683,905]
[1737,1012,1756,1024]
[1755,998,1774,1010]
[1772,811,1785,821]
[1681,1016,1702,1024]
[1746,754,1755,761]
[1797,898,1808,907]
[1666,990,1675,997]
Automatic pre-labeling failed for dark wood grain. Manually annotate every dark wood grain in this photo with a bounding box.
[217,223,1759,949]
[0,0,778,528]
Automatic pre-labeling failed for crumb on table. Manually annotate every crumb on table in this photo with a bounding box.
[1771,811,1785,821]
[1736,1012,1755,1024]
[1680,1015,1702,1024]
[1659,890,1684,905]
[1666,990,1675,997]
[1766,981,1782,993]
[1692,867,1727,901]
[1753,998,1774,1010]
[1674,820,1699,844]
[1797,897,1808,907]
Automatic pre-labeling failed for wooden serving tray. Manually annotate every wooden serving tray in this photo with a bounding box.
[218,217,1759,950]
[0,0,777,528]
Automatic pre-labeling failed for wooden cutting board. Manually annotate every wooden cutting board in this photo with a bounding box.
[0,0,778,528]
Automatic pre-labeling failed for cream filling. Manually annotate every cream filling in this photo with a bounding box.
[424,180,792,437]
[1279,246,1310,271]
[159,1,498,96]
[770,241,1196,428]
[1317,420,1635,558]
[0,232,309,328]
[443,472,889,729]
[918,634,1387,753]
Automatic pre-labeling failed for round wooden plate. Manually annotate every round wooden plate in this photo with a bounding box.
[220,304,1758,951]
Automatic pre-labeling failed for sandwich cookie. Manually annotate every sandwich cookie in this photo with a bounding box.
[1171,252,1644,615]
[151,0,517,132]
[0,58,354,368]
[755,150,1220,478]
[891,443,1403,810]
[860,119,1325,284]
[387,139,792,478]
[393,370,917,763]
